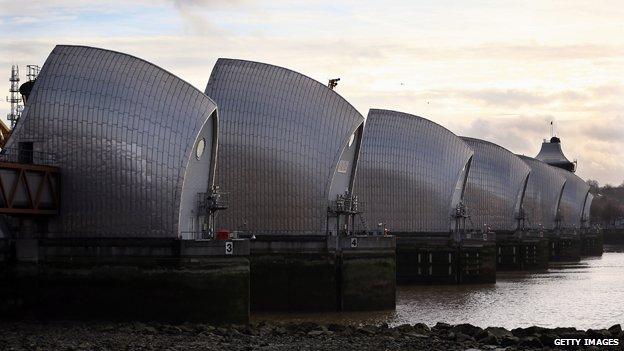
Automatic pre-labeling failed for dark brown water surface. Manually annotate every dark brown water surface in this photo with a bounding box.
[252,249,624,330]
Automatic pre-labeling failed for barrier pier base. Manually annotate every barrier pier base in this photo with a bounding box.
[396,235,496,284]
[0,238,250,324]
[496,233,549,271]
[249,235,396,311]
[548,232,581,262]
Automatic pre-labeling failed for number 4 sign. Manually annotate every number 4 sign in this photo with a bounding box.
[350,237,358,248]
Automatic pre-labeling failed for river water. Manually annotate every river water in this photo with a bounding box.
[252,247,624,330]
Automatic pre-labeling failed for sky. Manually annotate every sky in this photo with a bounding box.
[0,0,622,185]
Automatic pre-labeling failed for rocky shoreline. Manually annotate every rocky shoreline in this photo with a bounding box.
[0,321,622,350]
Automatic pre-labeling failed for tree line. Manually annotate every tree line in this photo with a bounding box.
[587,179,624,227]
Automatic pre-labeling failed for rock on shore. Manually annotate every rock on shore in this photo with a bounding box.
[0,321,621,350]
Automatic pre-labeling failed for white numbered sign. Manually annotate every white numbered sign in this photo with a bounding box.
[483,233,488,241]
[350,237,358,248]
[225,241,234,255]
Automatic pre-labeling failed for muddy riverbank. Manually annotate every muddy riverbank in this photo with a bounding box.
[0,321,621,350]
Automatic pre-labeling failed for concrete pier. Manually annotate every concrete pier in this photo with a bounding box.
[0,238,250,324]
[459,240,497,284]
[0,239,8,262]
[496,233,549,271]
[548,232,581,262]
[0,239,9,313]
[604,229,624,245]
[580,229,604,256]
[396,235,496,284]
[338,236,396,310]
[249,235,396,311]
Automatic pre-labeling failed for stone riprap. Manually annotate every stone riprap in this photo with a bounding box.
[0,321,621,350]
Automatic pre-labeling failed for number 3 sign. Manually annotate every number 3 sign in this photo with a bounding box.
[225,241,234,255]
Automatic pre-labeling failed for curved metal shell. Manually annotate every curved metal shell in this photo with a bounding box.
[4,45,218,238]
[461,137,530,232]
[354,109,473,233]
[205,59,364,235]
[582,192,594,225]
[517,155,566,230]
[554,168,590,229]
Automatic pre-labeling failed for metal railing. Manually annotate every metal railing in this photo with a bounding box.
[0,147,58,166]
[196,189,229,213]
[330,192,362,214]
[179,230,243,240]
[458,230,497,242]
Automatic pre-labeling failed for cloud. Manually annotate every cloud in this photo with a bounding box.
[170,0,250,9]
[457,115,624,186]
[0,0,163,16]
[464,43,624,61]
[0,0,174,39]
[459,115,552,154]
[169,0,257,35]
[457,89,551,107]
[0,1,623,185]
[583,121,624,143]
[440,85,624,111]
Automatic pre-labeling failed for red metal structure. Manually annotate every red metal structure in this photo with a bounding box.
[0,155,60,215]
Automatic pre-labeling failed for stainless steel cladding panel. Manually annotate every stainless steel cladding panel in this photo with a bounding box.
[5,45,218,238]
[461,138,530,232]
[518,156,566,230]
[555,168,590,228]
[205,59,364,235]
[354,109,473,233]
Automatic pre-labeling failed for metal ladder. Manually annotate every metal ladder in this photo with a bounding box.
[357,212,370,233]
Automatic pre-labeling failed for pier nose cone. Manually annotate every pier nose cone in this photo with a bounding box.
[536,137,576,172]
[19,80,36,103]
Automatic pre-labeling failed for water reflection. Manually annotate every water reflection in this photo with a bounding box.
[252,252,624,330]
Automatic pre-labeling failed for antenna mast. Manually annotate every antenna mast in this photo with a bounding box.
[26,65,40,82]
[6,65,22,129]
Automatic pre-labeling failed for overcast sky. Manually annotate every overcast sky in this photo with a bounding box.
[1,0,622,184]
